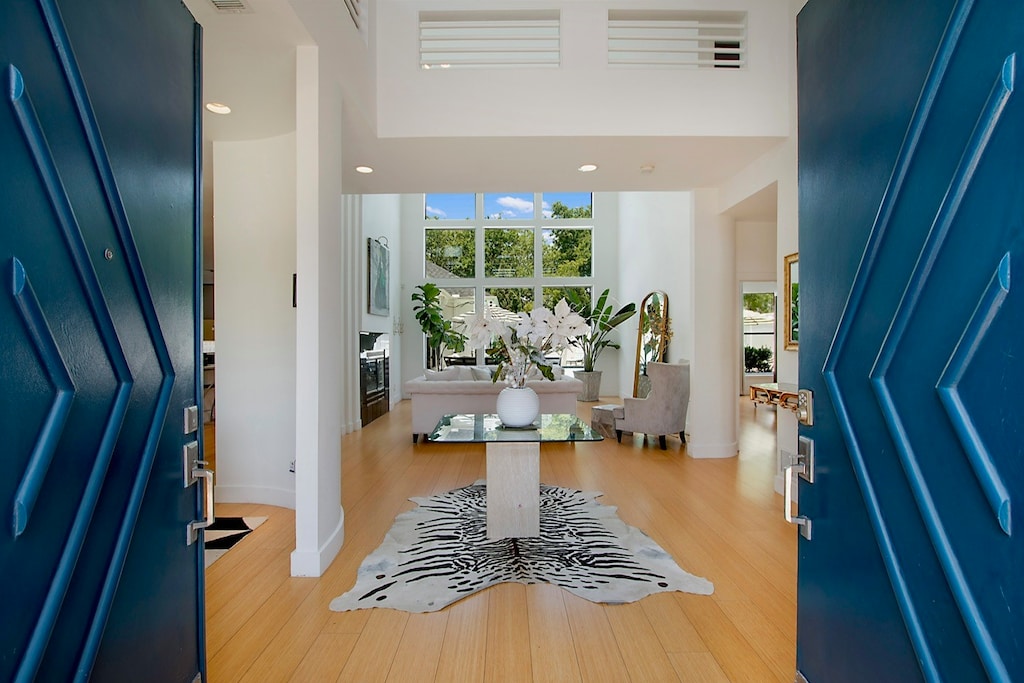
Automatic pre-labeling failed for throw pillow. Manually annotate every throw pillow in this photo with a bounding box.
[470,366,493,381]
[425,368,461,381]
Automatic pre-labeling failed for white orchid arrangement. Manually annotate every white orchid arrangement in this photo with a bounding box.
[462,298,588,388]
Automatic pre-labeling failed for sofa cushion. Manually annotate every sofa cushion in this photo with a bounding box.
[470,366,493,381]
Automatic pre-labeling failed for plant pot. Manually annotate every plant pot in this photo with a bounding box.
[575,370,602,402]
[496,386,540,427]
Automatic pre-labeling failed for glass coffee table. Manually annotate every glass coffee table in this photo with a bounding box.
[428,413,602,539]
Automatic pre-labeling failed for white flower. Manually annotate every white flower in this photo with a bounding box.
[547,298,588,349]
[517,308,551,346]
[462,310,504,350]
[461,297,588,386]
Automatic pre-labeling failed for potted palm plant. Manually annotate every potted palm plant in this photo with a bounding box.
[411,283,467,370]
[566,289,637,401]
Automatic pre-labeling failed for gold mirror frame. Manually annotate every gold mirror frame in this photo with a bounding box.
[784,252,799,351]
[633,291,669,397]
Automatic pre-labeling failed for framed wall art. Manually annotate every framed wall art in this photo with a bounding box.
[368,237,390,316]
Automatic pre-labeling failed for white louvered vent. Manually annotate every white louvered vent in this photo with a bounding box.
[608,10,746,69]
[208,0,252,14]
[420,11,560,70]
[343,0,362,32]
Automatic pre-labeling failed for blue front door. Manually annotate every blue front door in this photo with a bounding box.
[797,1,1024,681]
[1,1,204,680]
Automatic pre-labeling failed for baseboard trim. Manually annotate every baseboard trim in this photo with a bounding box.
[215,484,295,509]
[290,505,345,577]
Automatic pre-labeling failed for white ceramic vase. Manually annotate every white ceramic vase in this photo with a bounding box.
[496,386,540,428]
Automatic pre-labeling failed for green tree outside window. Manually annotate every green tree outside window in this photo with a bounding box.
[425,229,475,278]
[484,228,533,278]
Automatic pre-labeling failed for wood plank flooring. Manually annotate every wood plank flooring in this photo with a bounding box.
[205,398,796,682]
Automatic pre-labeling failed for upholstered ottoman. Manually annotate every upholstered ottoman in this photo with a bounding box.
[591,404,624,439]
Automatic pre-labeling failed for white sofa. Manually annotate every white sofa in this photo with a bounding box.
[403,366,584,442]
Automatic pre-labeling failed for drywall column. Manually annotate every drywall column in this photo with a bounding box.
[689,188,739,458]
[292,45,344,577]
[341,196,360,432]
[212,133,297,507]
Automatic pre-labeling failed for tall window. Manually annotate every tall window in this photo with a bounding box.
[425,228,475,278]
[422,192,594,366]
[484,228,533,278]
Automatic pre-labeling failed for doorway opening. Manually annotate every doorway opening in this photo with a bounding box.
[741,282,777,396]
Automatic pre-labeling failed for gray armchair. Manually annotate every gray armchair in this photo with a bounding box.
[616,361,690,450]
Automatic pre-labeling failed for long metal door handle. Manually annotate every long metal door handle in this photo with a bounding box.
[187,468,214,545]
[784,463,812,540]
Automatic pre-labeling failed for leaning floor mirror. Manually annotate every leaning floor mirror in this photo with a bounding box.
[784,252,799,350]
[633,291,670,397]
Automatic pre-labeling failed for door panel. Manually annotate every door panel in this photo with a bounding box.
[798,1,1024,681]
[0,1,203,681]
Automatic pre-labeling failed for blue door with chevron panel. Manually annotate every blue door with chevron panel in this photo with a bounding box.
[798,0,1024,681]
[1,1,205,680]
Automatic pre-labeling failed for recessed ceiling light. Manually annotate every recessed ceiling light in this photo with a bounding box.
[205,102,231,115]
[577,163,598,173]
[355,166,374,174]
[640,164,655,174]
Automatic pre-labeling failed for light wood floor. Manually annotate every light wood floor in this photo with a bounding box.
[205,398,795,682]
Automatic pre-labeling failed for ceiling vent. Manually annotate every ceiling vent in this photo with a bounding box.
[420,10,560,70]
[608,10,746,69]
[209,0,252,14]
[343,0,362,31]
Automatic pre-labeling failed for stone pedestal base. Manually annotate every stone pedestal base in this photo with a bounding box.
[486,442,540,539]
[591,404,625,439]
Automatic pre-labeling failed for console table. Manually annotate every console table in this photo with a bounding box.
[427,413,601,539]
[749,382,799,410]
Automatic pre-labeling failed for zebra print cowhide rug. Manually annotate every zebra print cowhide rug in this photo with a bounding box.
[329,482,713,613]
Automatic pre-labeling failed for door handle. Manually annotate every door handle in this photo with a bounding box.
[784,461,812,540]
[187,467,214,545]
[784,438,814,540]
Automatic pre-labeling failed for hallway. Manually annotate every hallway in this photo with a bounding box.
[205,397,795,682]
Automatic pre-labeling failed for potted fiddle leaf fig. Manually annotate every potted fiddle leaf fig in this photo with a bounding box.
[566,288,637,401]
[411,283,466,370]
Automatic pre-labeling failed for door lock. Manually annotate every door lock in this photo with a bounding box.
[797,389,814,426]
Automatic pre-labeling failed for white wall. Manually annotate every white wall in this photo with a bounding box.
[376,0,791,139]
[736,220,777,282]
[688,188,739,458]
[616,192,694,399]
[212,132,297,508]
[361,194,403,404]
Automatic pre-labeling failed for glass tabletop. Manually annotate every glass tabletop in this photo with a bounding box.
[427,413,603,443]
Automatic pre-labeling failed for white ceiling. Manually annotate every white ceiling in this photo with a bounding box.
[185,0,780,218]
